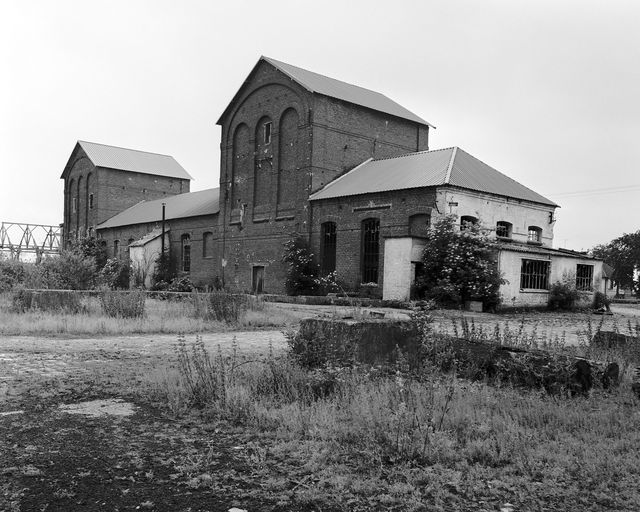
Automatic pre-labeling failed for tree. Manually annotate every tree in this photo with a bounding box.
[592,230,640,296]
[282,236,320,296]
[415,215,504,309]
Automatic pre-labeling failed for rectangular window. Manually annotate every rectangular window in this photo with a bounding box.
[113,240,120,259]
[264,122,272,144]
[181,235,191,272]
[320,222,337,275]
[520,259,550,290]
[576,264,594,291]
[72,197,77,213]
[89,193,94,209]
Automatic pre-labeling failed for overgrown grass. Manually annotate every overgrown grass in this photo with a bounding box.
[147,332,640,510]
[0,291,299,336]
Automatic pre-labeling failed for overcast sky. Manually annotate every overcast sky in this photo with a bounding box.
[2,0,639,251]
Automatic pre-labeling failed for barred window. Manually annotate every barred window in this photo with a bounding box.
[528,226,542,243]
[320,222,337,276]
[496,221,512,238]
[181,234,191,272]
[520,259,550,290]
[361,218,380,283]
[576,264,594,291]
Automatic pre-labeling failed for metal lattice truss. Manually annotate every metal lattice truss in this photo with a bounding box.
[0,222,61,259]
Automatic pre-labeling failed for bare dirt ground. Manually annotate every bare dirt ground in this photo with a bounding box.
[1,303,639,511]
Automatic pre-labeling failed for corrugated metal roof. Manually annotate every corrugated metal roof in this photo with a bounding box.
[496,241,599,260]
[73,141,193,180]
[97,188,219,230]
[218,56,433,127]
[309,147,558,206]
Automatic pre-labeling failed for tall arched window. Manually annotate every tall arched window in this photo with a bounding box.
[76,176,83,233]
[254,116,273,208]
[361,218,380,283]
[320,222,337,276]
[181,234,191,272]
[231,124,250,208]
[85,173,92,224]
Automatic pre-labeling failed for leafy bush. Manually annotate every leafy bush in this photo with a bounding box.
[0,258,26,292]
[592,291,611,310]
[415,215,503,309]
[11,288,84,313]
[282,236,320,296]
[99,258,130,289]
[38,250,98,290]
[99,289,146,318]
[548,280,580,311]
[151,253,174,290]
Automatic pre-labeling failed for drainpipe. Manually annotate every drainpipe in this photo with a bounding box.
[161,202,166,255]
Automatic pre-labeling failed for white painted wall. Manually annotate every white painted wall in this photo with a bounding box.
[129,233,169,288]
[434,188,556,247]
[382,237,425,300]
[498,249,605,307]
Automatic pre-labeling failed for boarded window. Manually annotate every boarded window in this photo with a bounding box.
[496,221,512,238]
[361,218,380,283]
[409,214,430,237]
[203,232,213,258]
[320,222,337,275]
[576,264,594,291]
[181,234,191,272]
[520,259,550,289]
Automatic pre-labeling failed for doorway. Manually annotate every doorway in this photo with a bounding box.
[252,265,265,294]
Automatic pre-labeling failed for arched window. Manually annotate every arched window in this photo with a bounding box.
[231,123,250,207]
[181,234,191,272]
[76,176,83,232]
[496,221,512,238]
[460,215,477,230]
[361,218,380,283]
[203,232,213,258]
[113,239,120,259]
[320,222,337,276]
[528,226,542,243]
[85,173,92,222]
[254,116,273,208]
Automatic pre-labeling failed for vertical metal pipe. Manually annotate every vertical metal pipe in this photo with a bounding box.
[161,202,166,255]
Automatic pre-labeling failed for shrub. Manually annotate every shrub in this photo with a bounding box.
[99,289,146,318]
[548,280,580,310]
[282,236,320,296]
[192,290,249,323]
[0,258,26,292]
[11,288,84,313]
[415,215,503,309]
[592,291,611,310]
[99,258,130,289]
[151,253,174,290]
[36,250,98,290]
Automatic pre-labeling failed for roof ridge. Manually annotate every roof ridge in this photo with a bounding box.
[444,147,458,183]
[78,140,175,159]
[262,56,383,96]
[372,146,456,163]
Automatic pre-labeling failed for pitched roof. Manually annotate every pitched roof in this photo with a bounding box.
[218,56,433,127]
[496,241,599,260]
[128,228,167,247]
[61,141,192,180]
[97,188,219,230]
[309,147,558,207]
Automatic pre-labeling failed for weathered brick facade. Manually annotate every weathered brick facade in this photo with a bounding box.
[61,143,189,244]
[217,59,430,293]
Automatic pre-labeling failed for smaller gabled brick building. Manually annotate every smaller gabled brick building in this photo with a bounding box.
[60,141,191,244]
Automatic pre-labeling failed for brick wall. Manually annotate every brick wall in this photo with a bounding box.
[62,144,190,245]
[96,213,220,289]
[216,59,431,294]
[309,188,437,291]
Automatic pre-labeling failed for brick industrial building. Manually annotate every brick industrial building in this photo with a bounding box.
[61,56,606,305]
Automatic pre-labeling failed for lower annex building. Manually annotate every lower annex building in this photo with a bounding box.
[61,56,607,307]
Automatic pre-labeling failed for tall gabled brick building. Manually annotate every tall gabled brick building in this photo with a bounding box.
[217,56,433,292]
